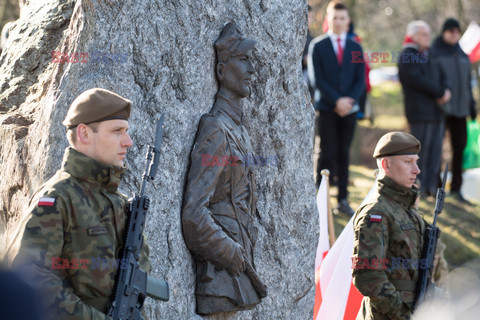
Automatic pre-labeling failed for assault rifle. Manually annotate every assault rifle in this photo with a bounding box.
[413,164,448,310]
[108,115,169,320]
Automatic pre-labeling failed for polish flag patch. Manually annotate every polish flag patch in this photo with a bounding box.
[370,215,382,223]
[38,197,55,207]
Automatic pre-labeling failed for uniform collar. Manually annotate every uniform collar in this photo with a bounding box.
[214,93,244,125]
[377,176,419,209]
[61,147,125,193]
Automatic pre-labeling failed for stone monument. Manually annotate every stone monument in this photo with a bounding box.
[0,1,317,319]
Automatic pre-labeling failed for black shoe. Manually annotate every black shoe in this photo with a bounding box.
[451,191,473,205]
[335,199,355,216]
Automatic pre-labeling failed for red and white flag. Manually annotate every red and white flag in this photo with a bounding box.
[459,22,480,63]
[314,178,378,320]
[313,174,331,320]
[38,197,55,206]
[314,216,363,320]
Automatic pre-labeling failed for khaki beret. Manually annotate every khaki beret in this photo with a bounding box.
[63,88,131,128]
[215,22,256,63]
[373,132,421,158]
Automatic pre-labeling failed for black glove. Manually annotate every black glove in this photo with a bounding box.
[471,102,477,120]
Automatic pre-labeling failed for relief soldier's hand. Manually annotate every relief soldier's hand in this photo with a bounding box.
[226,244,246,277]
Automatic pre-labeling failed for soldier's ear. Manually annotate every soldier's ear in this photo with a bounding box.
[380,157,390,173]
[216,62,225,81]
[76,124,90,145]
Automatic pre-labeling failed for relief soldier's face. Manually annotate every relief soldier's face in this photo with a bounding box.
[87,119,133,168]
[218,51,255,98]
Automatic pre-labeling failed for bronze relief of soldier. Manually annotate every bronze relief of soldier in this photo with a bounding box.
[181,22,267,315]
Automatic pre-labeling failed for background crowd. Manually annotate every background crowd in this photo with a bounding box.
[306,1,478,212]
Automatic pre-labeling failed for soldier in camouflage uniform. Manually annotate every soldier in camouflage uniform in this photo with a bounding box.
[5,88,150,320]
[352,132,425,320]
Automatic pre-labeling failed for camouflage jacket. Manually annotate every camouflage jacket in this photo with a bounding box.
[182,94,260,314]
[6,147,150,320]
[352,176,426,320]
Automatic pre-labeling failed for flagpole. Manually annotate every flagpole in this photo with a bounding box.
[321,169,336,246]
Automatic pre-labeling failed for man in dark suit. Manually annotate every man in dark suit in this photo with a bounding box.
[308,1,365,215]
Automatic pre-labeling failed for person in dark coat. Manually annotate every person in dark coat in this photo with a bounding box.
[308,1,365,215]
[431,18,477,204]
[397,20,451,197]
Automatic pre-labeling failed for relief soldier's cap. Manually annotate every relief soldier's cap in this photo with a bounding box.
[63,88,131,128]
[373,131,421,158]
[215,22,257,62]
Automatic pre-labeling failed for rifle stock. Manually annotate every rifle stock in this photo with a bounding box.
[146,275,169,302]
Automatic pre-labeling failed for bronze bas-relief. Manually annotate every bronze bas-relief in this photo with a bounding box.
[181,22,267,315]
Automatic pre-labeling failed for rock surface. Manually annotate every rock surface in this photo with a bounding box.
[0,0,317,319]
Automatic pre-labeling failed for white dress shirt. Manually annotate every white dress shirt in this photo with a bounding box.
[327,30,347,56]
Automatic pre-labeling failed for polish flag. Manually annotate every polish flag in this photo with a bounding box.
[459,22,480,63]
[314,178,378,320]
[314,216,363,320]
[38,197,55,206]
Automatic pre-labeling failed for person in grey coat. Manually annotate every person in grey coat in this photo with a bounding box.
[431,18,477,204]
